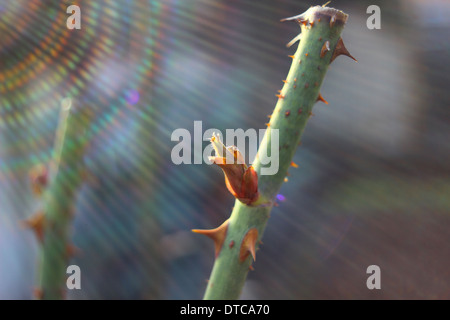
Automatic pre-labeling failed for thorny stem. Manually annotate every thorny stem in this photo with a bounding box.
[201,5,353,300]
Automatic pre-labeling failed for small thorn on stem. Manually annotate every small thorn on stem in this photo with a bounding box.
[239,228,258,262]
[320,40,330,58]
[286,33,302,48]
[331,37,357,63]
[317,92,329,104]
[299,19,308,26]
[21,211,45,243]
[280,13,306,23]
[330,15,336,27]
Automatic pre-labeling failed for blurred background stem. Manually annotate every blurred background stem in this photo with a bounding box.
[38,99,92,299]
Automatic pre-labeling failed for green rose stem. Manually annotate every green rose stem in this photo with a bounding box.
[25,98,92,299]
[194,5,356,300]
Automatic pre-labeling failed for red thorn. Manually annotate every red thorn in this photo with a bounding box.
[285,110,291,117]
[239,228,258,262]
[21,211,45,243]
[276,94,285,99]
[298,108,303,115]
[320,40,330,58]
[299,19,308,26]
[288,55,295,59]
[282,80,288,83]
[294,78,297,82]
[192,219,229,258]
[305,53,309,57]
[290,161,299,168]
[304,83,309,89]
[318,18,321,23]
[265,123,270,127]
[267,115,272,118]
[293,85,297,89]
[310,20,315,27]
[249,265,255,271]
[229,240,235,249]
[277,89,281,93]
[284,177,289,182]
[331,37,357,63]
[317,92,329,104]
